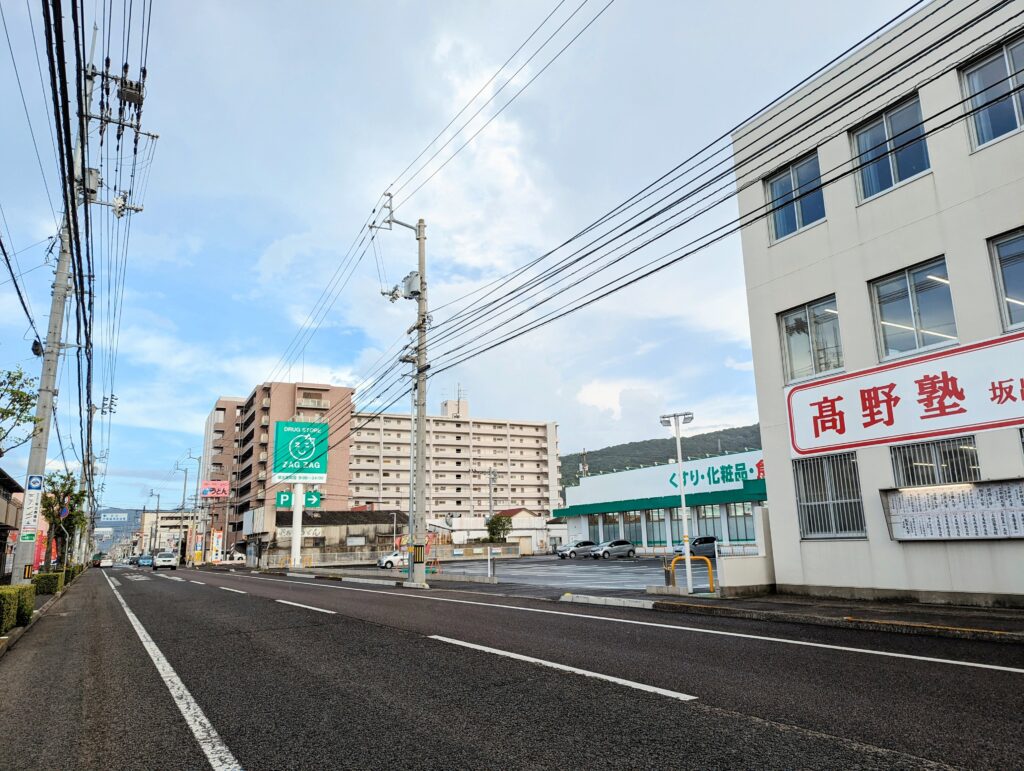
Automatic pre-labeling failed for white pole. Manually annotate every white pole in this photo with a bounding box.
[673,416,693,594]
[290,482,304,568]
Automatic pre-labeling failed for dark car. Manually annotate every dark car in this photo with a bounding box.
[127,555,139,566]
[556,540,596,559]
[673,535,718,558]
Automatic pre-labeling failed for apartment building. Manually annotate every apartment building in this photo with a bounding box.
[735,0,1024,603]
[221,382,355,552]
[348,399,561,517]
[201,396,244,556]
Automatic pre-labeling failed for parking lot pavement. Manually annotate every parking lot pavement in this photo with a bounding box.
[440,554,714,591]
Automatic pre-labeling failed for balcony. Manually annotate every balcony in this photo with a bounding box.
[259,433,268,444]
[260,416,269,426]
[262,398,271,408]
[257,470,266,481]
[297,398,330,409]
[259,452,268,462]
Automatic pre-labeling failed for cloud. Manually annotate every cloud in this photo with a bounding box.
[725,356,754,371]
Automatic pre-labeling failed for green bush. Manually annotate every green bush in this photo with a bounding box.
[15,584,34,626]
[65,564,82,582]
[0,587,18,635]
[32,571,65,595]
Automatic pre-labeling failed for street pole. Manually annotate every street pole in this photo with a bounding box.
[411,218,428,586]
[488,467,496,519]
[176,463,188,565]
[661,411,694,594]
[149,490,160,554]
[290,482,304,568]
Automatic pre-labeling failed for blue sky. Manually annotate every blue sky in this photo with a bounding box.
[0,0,903,508]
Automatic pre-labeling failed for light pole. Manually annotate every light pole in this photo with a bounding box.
[660,411,694,594]
[148,490,161,554]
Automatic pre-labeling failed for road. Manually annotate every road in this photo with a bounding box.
[1,567,1021,770]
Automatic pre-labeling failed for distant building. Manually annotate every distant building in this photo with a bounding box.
[348,399,561,518]
[0,468,24,578]
[735,1,1024,603]
[201,396,244,557]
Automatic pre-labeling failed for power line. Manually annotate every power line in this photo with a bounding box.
[0,232,42,345]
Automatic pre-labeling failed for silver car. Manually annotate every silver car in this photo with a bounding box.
[376,550,408,569]
[673,535,718,558]
[556,540,596,559]
[589,540,636,559]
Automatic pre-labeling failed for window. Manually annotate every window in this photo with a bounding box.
[962,37,1024,147]
[793,453,866,538]
[992,230,1024,328]
[767,153,826,240]
[694,505,722,539]
[726,502,756,542]
[602,513,621,540]
[871,257,957,357]
[622,511,642,544]
[891,436,980,487]
[853,97,929,199]
[779,296,843,381]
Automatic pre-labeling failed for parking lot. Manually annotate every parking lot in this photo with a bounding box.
[440,554,714,592]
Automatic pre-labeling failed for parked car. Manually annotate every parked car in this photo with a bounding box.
[99,556,114,568]
[589,540,636,559]
[137,554,154,568]
[127,555,139,566]
[376,550,408,569]
[152,552,177,570]
[673,535,718,558]
[556,540,596,559]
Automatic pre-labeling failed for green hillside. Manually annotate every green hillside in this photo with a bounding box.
[560,424,762,489]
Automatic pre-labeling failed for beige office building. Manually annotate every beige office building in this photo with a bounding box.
[736,0,1024,603]
[348,399,561,517]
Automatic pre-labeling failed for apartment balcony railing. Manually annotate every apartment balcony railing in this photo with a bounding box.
[297,398,330,409]
[261,398,271,408]
[259,433,269,444]
[257,471,266,481]
[259,452,268,462]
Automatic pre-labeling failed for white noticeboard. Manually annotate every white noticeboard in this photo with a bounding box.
[21,490,42,531]
[881,480,1024,541]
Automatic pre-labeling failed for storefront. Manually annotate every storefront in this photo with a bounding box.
[557,450,767,553]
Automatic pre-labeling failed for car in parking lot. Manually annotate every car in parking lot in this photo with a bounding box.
[152,552,177,570]
[589,539,636,559]
[556,540,596,559]
[673,535,718,558]
[137,554,154,568]
[376,550,408,569]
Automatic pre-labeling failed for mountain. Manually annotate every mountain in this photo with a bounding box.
[560,424,762,489]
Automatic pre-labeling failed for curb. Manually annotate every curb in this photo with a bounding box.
[560,593,654,610]
[648,600,1024,643]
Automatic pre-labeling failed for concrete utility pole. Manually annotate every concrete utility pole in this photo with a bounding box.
[375,193,429,586]
[488,468,497,519]
[290,481,304,569]
[661,411,694,593]
[149,490,160,553]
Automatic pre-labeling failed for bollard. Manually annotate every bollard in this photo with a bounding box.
[664,557,675,587]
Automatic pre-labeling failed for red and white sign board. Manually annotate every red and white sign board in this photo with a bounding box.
[787,330,1024,457]
[200,480,229,498]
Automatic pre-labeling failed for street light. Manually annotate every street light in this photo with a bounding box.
[660,410,694,594]
[148,489,160,554]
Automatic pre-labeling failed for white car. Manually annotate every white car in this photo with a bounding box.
[99,557,114,568]
[152,552,177,570]
[376,550,408,569]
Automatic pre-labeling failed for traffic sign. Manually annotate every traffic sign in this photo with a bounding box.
[271,421,328,484]
[26,474,43,491]
[275,490,321,508]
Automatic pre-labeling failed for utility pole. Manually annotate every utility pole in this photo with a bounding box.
[175,461,189,565]
[488,467,497,519]
[149,490,160,553]
[374,193,429,586]
[183,450,202,566]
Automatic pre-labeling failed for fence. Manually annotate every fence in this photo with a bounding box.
[261,542,521,569]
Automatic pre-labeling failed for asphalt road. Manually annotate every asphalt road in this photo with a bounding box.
[1,566,1021,770]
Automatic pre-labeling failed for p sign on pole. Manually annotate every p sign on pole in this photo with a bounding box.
[272,421,328,568]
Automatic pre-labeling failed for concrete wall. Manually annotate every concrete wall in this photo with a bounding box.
[735,0,1024,601]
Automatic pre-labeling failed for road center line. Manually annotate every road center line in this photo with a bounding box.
[102,571,241,771]
[219,573,1024,674]
[276,599,336,614]
[430,635,697,701]
[219,587,246,594]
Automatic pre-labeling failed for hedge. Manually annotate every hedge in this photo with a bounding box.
[65,564,83,582]
[32,571,65,595]
[0,585,34,635]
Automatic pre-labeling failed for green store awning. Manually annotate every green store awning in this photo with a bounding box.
[555,478,767,518]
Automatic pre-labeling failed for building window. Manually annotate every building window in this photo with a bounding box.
[793,453,866,538]
[992,230,1024,328]
[622,511,642,544]
[726,502,756,542]
[601,513,620,540]
[853,96,929,199]
[779,295,843,381]
[962,37,1024,147]
[891,436,980,487]
[871,257,957,358]
[767,153,826,240]
[693,505,722,539]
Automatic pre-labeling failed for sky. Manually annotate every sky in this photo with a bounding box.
[0,0,906,509]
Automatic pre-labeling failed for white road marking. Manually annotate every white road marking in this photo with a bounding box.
[190,580,205,585]
[431,635,697,701]
[102,571,241,771]
[108,576,121,587]
[219,587,246,594]
[157,574,185,582]
[124,575,151,582]
[219,573,1024,675]
[276,599,336,614]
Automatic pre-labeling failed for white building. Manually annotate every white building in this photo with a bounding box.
[736,0,1024,604]
[348,399,561,517]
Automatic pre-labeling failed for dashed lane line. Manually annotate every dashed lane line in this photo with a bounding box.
[101,571,241,770]
[219,587,246,594]
[190,580,205,585]
[211,573,1024,675]
[276,600,336,614]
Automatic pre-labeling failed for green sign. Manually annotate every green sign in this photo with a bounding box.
[19,532,36,542]
[271,421,328,484]
[275,490,321,508]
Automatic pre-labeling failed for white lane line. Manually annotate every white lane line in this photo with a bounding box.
[190,580,205,585]
[276,599,336,614]
[220,574,1024,674]
[431,635,697,701]
[219,587,246,594]
[108,576,121,587]
[102,571,241,771]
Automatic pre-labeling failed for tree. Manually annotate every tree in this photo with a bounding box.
[486,515,512,542]
[0,367,39,458]
[40,472,86,571]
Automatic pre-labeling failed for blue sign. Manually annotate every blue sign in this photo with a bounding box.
[27,474,43,491]
[59,506,69,520]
